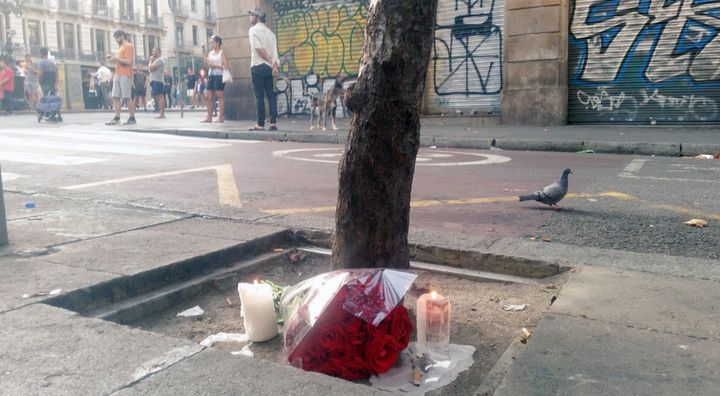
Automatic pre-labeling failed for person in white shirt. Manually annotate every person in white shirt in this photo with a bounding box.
[96,63,113,110]
[247,7,279,131]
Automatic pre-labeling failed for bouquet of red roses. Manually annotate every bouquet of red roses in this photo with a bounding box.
[281,269,418,380]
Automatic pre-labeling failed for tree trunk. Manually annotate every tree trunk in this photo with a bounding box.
[331,0,438,269]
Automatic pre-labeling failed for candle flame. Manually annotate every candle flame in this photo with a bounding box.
[430,290,438,299]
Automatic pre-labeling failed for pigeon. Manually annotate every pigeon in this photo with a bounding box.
[518,168,572,209]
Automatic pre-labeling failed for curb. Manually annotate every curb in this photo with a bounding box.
[120,127,720,157]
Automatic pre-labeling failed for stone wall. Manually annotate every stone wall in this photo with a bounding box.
[218,0,271,121]
[501,0,568,125]
[63,64,84,111]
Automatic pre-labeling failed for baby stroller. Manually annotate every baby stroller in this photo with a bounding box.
[37,91,63,123]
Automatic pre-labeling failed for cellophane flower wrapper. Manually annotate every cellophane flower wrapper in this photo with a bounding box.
[281,269,418,380]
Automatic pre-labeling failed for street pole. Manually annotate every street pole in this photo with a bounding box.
[0,162,8,246]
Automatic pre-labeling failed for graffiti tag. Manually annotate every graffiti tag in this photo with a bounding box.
[640,89,718,121]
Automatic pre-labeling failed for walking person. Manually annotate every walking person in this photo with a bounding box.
[185,66,198,108]
[132,64,148,112]
[23,54,41,110]
[96,62,113,109]
[37,47,62,122]
[163,70,173,108]
[106,29,136,125]
[148,46,166,119]
[203,35,228,123]
[0,57,14,115]
[197,75,206,108]
[247,7,279,131]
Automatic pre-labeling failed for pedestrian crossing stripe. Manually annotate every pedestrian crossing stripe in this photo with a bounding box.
[0,136,173,155]
[0,150,105,165]
[1,172,27,182]
[0,129,238,149]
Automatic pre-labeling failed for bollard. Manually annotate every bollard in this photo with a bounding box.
[0,162,8,246]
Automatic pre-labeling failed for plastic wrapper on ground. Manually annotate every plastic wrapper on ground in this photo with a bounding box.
[369,342,476,395]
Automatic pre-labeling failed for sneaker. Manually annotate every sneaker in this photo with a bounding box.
[125,117,137,125]
[106,118,121,125]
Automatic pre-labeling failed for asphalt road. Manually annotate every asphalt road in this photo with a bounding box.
[1,122,718,260]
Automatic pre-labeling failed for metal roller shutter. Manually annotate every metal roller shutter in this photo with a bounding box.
[270,1,368,118]
[424,0,504,116]
[569,0,720,124]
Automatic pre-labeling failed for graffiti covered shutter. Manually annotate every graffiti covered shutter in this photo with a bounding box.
[568,0,720,124]
[424,0,505,115]
[269,1,368,117]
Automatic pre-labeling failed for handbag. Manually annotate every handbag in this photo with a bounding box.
[222,68,233,84]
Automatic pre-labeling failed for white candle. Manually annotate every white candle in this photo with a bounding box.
[416,291,451,344]
[237,280,278,342]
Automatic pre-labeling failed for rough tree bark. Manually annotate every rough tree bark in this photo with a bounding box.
[331,0,439,269]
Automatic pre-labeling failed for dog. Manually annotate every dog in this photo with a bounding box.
[308,80,344,131]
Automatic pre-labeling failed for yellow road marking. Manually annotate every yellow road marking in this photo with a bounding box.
[63,165,242,208]
[262,191,719,222]
[215,164,242,207]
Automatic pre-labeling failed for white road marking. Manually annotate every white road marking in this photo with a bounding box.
[0,136,173,155]
[273,148,511,166]
[622,159,647,173]
[0,128,241,149]
[62,166,221,190]
[668,164,720,172]
[62,165,242,207]
[618,174,719,183]
[1,172,26,182]
[0,151,105,165]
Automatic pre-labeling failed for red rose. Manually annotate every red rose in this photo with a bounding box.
[315,323,345,350]
[364,333,403,374]
[289,340,327,372]
[339,312,364,334]
[385,306,413,348]
[334,357,371,381]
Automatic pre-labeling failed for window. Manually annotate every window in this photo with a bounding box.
[206,29,213,41]
[204,0,211,18]
[95,29,107,56]
[27,20,42,47]
[147,35,157,56]
[63,23,75,51]
[121,0,135,21]
[191,0,196,12]
[76,24,82,53]
[192,25,198,46]
[93,0,109,15]
[146,0,158,17]
[176,24,184,48]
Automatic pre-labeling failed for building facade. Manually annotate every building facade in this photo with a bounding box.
[219,0,720,126]
[0,0,216,110]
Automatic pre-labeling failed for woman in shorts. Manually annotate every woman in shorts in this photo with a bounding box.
[202,35,228,123]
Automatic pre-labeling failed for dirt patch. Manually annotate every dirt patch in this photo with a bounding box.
[131,253,568,394]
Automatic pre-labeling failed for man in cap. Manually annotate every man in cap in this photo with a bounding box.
[247,7,280,131]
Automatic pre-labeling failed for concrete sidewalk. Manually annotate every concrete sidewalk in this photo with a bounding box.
[3,109,719,156]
